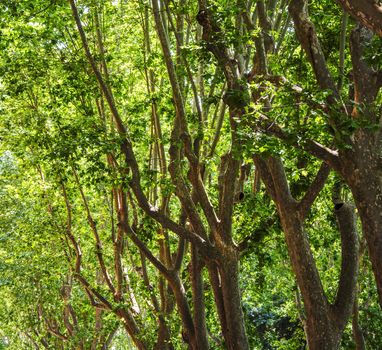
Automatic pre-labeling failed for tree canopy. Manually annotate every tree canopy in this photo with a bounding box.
[0,0,382,349]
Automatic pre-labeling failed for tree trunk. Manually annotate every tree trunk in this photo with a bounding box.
[254,157,358,350]
[190,246,209,350]
[348,186,382,307]
[154,317,174,350]
[352,290,366,350]
[279,207,341,350]
[339,135,382,308]
[207,261,229,345]
[168,274,198,350]
[218,252,249,350]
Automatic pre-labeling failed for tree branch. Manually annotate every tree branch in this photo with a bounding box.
[72,168,116,295]
[256,113,341,169]
[335,0,382,37]
[289,0,343,113]
[298,162,331,219]
[267,156,295,205]
[252,155,277,200]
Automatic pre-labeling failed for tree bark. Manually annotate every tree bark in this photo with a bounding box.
[167,273,198,350]
[289,0,382,310]
[335,0,382,37]
[218,252,249,350]
[254,156,358,349]
[278,205,341,349]
[190,246,209,350]
[341,146,382,307]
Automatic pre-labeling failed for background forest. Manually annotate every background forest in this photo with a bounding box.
[0,0,382,349]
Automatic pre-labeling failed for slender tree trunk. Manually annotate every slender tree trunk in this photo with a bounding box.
[112,301,147,350]
[347,178,382,307]
[279,207,341,350]
[190,246,209,349]
[352,290,366,350]
[153,317,173,350]
[218,253,249,350]
[206,261,229,344]
[167,274,198,350]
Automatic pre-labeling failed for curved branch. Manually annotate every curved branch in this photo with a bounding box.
[298,162,331,219]
[335,0,382,37]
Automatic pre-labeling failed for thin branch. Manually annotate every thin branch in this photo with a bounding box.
[298,162,331,219]
[61,182,82,274]
[75,274,113,311]
[255,112,341,169]
[72,168,116,295]
[127,224,170,278]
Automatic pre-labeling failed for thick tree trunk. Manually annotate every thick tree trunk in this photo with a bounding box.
[339,135,382,307]
[347,176,382,307]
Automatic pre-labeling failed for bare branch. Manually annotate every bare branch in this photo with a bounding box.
[298,163,331,219]
[127,224,170,278]
[75,274,113,311]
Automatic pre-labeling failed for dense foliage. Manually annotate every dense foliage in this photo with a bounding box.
[0,0,381,349]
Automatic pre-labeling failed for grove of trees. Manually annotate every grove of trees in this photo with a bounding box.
[0,0,381,349]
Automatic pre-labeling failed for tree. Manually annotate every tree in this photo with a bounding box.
[0,0,381,349]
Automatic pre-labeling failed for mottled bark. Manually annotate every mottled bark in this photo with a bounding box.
[335,0,382,37]
[289,0,382,309]
[342,148,382,307]
[218,254,250,350]
[255,156,358,349]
